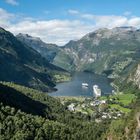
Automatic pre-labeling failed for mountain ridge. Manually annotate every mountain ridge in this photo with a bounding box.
[53,26,140,77]
[0,27,67,91]
[16,26,140,80]
[1,26,140,139]
[16,33,59,62]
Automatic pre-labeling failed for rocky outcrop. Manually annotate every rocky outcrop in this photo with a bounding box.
[16,33,59,62]
[16,27,140,77]
[54,26,140,75]
[135,113,140,140]
[129,64,140,89]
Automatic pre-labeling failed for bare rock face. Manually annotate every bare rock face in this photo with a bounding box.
[129,64,140,89]
[54,26,140,75]
[133,113,140,140]
[16,33,59,62]
[16,27,140,77]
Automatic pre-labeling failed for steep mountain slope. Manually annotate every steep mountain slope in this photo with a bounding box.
[0,27,66,91]
[16,33,59,62]
[16,27,140,80]
[53,27,140,78]
[1,27,140,139]
[0,82,65,119]
[0,82,109,140]
[104,68,140,140]
[128,63,140,88]
[0,82,74,139]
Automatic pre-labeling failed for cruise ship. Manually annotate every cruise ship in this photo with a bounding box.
[93,85,101,97]
[82,83,89,87]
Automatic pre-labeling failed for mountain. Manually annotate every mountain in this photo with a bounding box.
[1,27,140,140]
[53,27,140,78]
[16,33,59,62]
[0,27,66,91]
[126,61,140,89]
[16,26,140,80]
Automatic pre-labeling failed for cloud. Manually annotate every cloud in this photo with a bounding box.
[68,9,79,15]
[68,10,140,29]
[0,8,140,45]
[128,17,140,26]
[93,15,128,28]
[81,14,95,20]
[5,0,18,6]
[0,8,15,27]
[8,20,94,45]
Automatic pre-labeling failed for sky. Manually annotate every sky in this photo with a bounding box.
[0,0,140,45]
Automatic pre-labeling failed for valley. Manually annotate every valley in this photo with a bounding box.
[17,27,140,81]
[1,0,140,139]
[0,27,69,92]
[1,26,140,140]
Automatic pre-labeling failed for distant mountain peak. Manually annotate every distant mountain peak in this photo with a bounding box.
[0,27,12,35]
[114,26,136,30]
[0,27,4,30]
[0,28,65,91]
[16,33,59,62]
[54,26,140,73]
[17,33,42,42]
[81,26,138,41]
[112,26,137,33]
[95,27,109,32]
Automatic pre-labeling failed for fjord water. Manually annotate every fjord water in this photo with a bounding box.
[50,72,113,97]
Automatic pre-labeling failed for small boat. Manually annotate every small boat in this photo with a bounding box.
[93,85,101,97]
[82,83,89,87]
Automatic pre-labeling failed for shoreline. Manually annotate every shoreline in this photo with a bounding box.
[49,71,114,96]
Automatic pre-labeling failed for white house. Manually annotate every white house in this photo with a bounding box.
[68,103,75,111]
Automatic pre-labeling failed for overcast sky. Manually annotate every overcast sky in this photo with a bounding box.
[0,0,140,45]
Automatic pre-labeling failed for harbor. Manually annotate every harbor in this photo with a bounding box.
[82,83,102,97]
[50,72,113,97]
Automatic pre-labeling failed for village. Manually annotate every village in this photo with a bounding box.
[58,91,136,122]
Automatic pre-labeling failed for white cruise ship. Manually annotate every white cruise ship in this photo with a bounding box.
[93,85,101,97]
[82,83,88,87]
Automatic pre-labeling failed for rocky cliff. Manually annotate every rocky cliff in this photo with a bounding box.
[53,27,140,78]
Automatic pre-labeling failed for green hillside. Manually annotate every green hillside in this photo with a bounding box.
[16,33,59,62]
[53,27,140,79]
[0,82,111,140]
[17,27,140,80]
[1,27,140,139]
[0,80,140,140]
[0,27,68,91]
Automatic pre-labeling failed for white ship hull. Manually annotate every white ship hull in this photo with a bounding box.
[93,85,101,97]
[82,83,88,87]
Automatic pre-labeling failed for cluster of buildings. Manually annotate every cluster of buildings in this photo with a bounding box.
[67,97,123,121]
[66,83,123,121]
[100,110,123,120]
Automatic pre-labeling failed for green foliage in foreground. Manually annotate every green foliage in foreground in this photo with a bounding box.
[1,81,140,140]
[0,103,73,140]
[115,93,136,106]
[103,100,139,140]
[0,82,110,140]
[100,93,136,106]
[109,104,131,113]
[103,84,140,140]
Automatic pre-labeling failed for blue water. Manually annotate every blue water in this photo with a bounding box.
[49,72,113,97]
